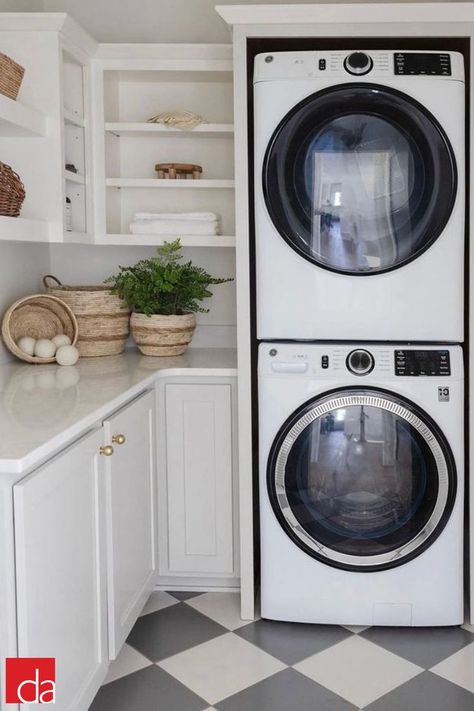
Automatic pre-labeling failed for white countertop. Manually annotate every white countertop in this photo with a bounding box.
[0,348,237,475]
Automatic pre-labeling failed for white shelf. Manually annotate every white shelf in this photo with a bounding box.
[64,109,85,128]
[96,234,236,247]
[0,93,46,137]
[64,169,85,184]
[106,178,235,189]
[105,122,234,138]
[0,216,50,242]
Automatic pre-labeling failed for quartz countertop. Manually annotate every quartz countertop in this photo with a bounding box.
[0,348,237,474]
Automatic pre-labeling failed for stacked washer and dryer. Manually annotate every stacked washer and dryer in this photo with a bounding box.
[254,50,465,626]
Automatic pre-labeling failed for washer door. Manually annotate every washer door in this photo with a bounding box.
[262,83,457,275]
[267,388,456,571]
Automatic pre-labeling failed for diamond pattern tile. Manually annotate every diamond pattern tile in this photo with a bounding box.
[361,625,474,668]
[90,591,474,711]
[127,602,227,661]
[235,618,351,664]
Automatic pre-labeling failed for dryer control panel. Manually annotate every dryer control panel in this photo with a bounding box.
[394,349,451,376]
[394,52,451,76]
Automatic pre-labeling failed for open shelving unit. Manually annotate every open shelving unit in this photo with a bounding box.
[92,47,236,247]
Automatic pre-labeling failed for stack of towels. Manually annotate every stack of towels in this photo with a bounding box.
[130,212,220,235]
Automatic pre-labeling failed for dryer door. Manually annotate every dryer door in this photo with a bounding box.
[262,83,457,275]
[267,388,457,571]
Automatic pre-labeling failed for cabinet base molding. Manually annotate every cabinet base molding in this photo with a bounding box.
[155,582,240,593]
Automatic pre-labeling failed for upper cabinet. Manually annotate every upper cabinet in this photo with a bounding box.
[90,44,235,246]
[0,14,97,244]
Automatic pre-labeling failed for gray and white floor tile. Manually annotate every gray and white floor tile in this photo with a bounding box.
[90,590,474,710]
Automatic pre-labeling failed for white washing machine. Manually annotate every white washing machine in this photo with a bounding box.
[259,342,464,626]
[254,51,465,342]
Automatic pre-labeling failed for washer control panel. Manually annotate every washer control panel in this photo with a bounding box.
[394,52,451,76]
[395,349,451,376]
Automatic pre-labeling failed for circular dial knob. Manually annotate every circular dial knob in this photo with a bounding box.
[344,52,373,75]
[346,349,375,376]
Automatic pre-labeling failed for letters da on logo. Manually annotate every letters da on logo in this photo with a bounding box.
[5,658,56,704]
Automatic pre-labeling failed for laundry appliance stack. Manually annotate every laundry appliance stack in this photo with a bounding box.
[254,49,466,626]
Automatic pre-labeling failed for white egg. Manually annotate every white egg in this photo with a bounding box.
[52,334,72,348]
[34,339,57,359]
[56,344,79,366]
[17,336,36,356]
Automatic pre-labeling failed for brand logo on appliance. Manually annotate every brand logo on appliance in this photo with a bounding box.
[5,658,56,704]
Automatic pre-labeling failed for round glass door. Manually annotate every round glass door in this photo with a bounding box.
[267,389,456,571]
[263,84,457,275]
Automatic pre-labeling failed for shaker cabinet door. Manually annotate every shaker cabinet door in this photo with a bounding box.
[164,382,236,577]
[14,428,107,711]
[103,390,156,658]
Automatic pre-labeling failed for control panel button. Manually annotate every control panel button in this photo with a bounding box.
[344,52,373,75]
[346,349,375,376]
[321,354,329,369]
[318,58,326,70]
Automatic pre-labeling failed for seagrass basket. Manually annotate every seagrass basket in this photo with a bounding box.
[0,53,25,100]
[1,294,78,364]
[43,275,131,357]
[0,162,25,217]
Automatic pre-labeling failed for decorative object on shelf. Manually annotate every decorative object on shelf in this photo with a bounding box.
[130,211,220,236]
[1,294,78,364]
[0,161,25,217]
[65,163,78,173]
[43,275,131,357]
[147,110,203,130]
[0,52,25,100]
[155,163,202,180]
[65,196,72,232]
[106,239,232,356]
[55,344,80,366]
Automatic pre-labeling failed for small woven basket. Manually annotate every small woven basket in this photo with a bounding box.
[0,162,25,217]
[1,294,79,364]
[43,275,131,357]
[0,52,25,100]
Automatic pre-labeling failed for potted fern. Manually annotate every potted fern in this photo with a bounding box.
[106,240,232,356]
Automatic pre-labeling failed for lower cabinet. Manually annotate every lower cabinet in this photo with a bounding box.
[103,391,156,658]
[14,428,107,711]
[12,390,157,711]
[158,377,239,587]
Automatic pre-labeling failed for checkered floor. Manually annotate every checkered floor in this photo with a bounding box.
[90,591,474,711]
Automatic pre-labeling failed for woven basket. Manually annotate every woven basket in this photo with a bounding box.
[1,294,78,364]
[0,162,25,217]
[0,53,25,100]
[43,275,131,357]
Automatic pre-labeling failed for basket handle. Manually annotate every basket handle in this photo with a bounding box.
[42,274,62,288]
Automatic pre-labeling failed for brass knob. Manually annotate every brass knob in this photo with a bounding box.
[112,434,126,445]
[100,445,114,456]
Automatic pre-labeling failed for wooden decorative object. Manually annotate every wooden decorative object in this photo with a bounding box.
[0,53,25,100]
[0,162,25,217]
[1,295,78,364]
[154,163,203,180]
[130,313,196,356]
[43,275,131,357]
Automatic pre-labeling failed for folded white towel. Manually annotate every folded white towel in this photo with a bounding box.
[130,220,219,236]
[134,211,218,223]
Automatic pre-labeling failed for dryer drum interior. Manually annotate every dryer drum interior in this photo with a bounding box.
[262,83,457,275]
[267,388,457,571]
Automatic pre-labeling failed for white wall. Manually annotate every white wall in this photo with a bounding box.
[0,243,51,363]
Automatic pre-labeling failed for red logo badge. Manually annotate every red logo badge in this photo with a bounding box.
[5,658,56,704]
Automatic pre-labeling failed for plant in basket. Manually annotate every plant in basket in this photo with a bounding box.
[105,239,233,356]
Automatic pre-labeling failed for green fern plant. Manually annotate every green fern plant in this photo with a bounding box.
[105,239,233,316]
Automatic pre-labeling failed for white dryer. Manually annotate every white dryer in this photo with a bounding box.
[254,51,465,342]
[259,342,464,626]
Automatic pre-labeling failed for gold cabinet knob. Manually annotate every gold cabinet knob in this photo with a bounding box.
[100,445,114,456]
[112,434,126,445]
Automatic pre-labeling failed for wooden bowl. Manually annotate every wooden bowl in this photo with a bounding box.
[1,294,79,364]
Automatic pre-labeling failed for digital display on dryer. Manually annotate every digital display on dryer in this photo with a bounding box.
[394,53,451,76]
[394,350,451,376]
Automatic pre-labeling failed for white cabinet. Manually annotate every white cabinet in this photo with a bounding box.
[13,428,107,711]
[103,391,156,658]
[158,378,239,586]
